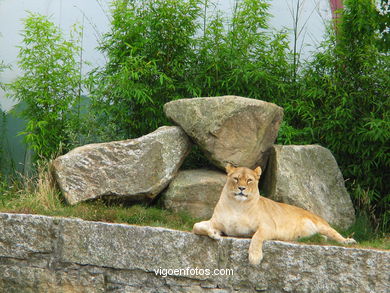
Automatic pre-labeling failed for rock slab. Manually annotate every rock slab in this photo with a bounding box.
[263,145,355,229]
[52,126,191,205]
[0,213,389,293]
[164,96,283,170]
[163,169,226,219]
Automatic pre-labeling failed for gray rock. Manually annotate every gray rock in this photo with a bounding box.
[164,96,283,170]
[52,126,191,205]
[263,145,355,229]
[0,266,105,293]
[162,169,226,219]
[1,213,389,293]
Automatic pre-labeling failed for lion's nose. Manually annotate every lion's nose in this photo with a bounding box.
[238,186,246,191]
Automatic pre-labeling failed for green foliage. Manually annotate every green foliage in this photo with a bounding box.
[89,0,291,140]
[376,0,389,52]
[191,0,291,100]
[279,0,390,232]
[9,13,84,160]
[89,0,202,140]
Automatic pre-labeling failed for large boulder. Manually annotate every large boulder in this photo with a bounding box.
[263,145,355,229]
[52,126,191,205]
[164,96,283,170]
[162,169,226,219]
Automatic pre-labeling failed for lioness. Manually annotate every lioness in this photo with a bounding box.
[193,164,356,265]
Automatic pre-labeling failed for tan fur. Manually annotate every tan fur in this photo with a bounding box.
[193,164,356,265]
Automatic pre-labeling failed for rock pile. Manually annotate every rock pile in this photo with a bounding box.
[53,96,355,228]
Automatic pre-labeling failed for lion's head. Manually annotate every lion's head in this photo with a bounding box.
[225,163,261,201]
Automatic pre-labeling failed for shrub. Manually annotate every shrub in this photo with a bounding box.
[89,0,202,140]
[191,0,291,101]
[9,13,84,160]
[281,0,390,232]
[89,0,291,140]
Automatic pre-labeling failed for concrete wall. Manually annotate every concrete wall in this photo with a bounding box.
[0,213,388,292]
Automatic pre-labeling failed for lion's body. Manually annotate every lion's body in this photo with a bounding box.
[193,164,356,265]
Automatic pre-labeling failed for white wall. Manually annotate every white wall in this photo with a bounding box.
[0,0,331,112]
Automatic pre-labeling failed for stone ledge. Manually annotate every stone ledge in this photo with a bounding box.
[0,213,388,292]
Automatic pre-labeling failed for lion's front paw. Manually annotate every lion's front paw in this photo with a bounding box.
[343,238,357,245]
[248,251,263,266]
[209,230,222,241]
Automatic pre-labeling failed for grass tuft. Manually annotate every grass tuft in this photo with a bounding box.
[0,163,199,231]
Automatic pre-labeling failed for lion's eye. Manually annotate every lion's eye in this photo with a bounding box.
[233,177,239,183]
[247,179,253,184]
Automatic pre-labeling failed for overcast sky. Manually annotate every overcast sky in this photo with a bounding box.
[0,0,331,112]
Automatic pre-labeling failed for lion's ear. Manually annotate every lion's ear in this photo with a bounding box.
[225,163,235,174]
[253,166,262,179]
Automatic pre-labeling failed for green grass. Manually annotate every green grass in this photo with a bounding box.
[0,168,388,250]
[0,168,199,231]
[0,192,199,232]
